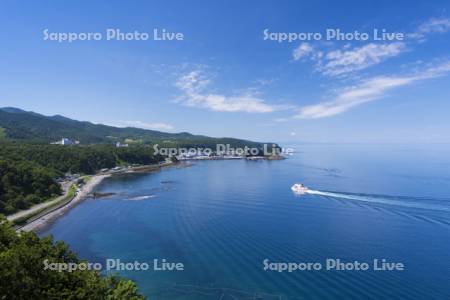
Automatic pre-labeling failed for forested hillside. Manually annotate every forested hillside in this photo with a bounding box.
[0,218,145,299]
[0,107,264,148]
[0,143,164,215]
[0,159,61,215]
[0,143,164,175]
[0,107,275,215]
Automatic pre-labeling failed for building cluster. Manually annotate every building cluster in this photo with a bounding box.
[51,138,80,145]
[50,138,130,148]
[115,142,129,148]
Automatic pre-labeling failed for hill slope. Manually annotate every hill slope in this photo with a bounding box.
[0,107,266,148]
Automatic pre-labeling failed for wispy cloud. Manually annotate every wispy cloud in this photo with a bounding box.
[254,78,276,86]
[116,120,174,131]
[273,117,288,122]
[409,17,450,40]
[175,70,280,113]
[293,42,405,77]
[296,61,450,119]
[293,43,316,60]
[318,42,405,76]
[292,17,450,77]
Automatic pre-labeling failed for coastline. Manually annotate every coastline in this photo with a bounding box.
[17,161,176,233]
[17,174,110,233]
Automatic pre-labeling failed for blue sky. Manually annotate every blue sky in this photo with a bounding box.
[1,0,450,143]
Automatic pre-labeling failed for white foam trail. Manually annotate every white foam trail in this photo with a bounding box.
[127,195,156,201]
[306,190,449,211]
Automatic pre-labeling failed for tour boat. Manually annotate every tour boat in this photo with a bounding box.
[291,183,309,194]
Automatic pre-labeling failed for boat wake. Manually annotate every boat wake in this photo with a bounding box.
[126,195,157,201]
[305,190,450,212]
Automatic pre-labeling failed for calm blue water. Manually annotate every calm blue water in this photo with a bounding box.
[40,144,450,299]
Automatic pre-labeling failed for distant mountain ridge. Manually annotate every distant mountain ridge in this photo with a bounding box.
[0,107,266,148]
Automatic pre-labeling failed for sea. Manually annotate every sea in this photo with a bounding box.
[39,144,450,299]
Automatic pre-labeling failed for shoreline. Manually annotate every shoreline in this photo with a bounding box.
[178,155,286,161]
[17,174,110,233]
[17,161,176,233]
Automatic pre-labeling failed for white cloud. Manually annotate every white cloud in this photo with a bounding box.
[296,61,450,119]
[318,42,405,76]
[409,17,450,39]
[274,117,288,122]
[175,70,210,94]
[292,42,405,76]
[175,70,279,113]
[293,43,314,60]
[292,42,324,62]
[254,78,276,86]
[117,120,174,131]
[292,17,450,77]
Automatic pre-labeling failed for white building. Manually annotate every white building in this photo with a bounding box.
[51,138,78,145]
[61,138,73,145]
[116,142,129,148]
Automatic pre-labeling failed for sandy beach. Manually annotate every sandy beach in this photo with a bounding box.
[18,174,110,233]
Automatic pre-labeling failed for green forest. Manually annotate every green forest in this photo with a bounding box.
[0,217,145,299]
[0,108,265,148]
[0,143,164,215]
[0,107,274,215]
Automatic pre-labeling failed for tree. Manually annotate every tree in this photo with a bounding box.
[0,217,145,299]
